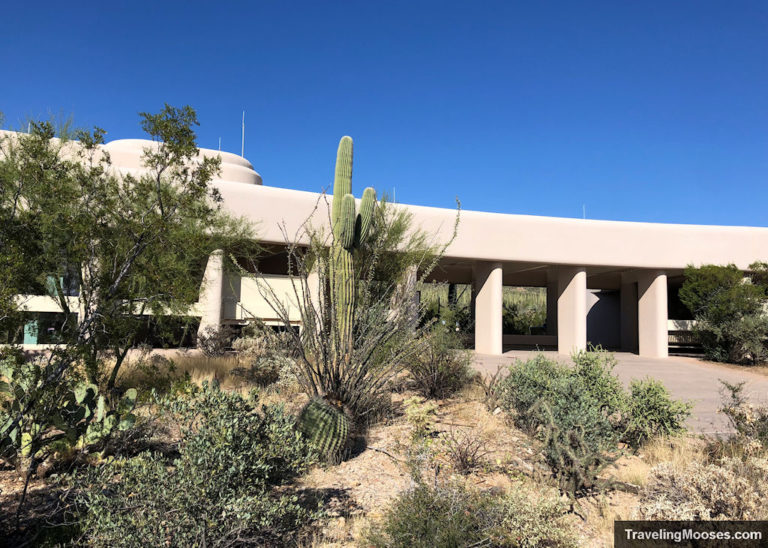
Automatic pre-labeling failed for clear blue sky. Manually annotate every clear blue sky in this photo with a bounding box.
[2,1,767,226]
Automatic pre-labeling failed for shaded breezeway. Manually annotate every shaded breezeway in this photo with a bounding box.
[473,350,768,434]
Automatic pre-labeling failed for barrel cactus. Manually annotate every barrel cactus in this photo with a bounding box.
[329,136,377,348]
[298,396,351,461]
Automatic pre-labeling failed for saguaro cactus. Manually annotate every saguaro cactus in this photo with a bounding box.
[329,136,377,348]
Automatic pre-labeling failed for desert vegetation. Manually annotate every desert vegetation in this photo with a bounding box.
[680,263,768,364]
[3,121,768,547]
[421,283,547,336]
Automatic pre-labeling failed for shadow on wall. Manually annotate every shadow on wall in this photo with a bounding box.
[587,289,620,349]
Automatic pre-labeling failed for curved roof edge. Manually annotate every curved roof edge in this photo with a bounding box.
[104,138,262,185]
[215,182,768,271]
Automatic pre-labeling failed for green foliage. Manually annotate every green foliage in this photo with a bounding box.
[420,284,546,335]
[298,397,351,461]
[0,356,137,467]
[0,105,253,394]
[499,353,620,453]
[256,137,454,426]
[534,400,618,503]
[406,323,473,398]
[364,481,576,548]
[680,264,768,364]
[498,350,690,499]
[624,378,692,449]
[75,383,318,547]
[571,348,626,415]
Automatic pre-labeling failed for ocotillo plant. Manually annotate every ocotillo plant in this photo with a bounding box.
[330,136,377,350]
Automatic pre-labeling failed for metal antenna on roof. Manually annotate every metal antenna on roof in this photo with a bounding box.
[218,137,221,151]
[583,204,586,219]
[241,111,245,158]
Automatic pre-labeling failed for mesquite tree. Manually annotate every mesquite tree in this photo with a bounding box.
[0,106,252,486]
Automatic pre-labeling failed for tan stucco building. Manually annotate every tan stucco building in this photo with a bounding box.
[10,133,768,358]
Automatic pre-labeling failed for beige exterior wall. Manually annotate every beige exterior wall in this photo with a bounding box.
[7,133,768,358]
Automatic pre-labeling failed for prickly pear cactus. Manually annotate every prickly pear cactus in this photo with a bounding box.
[298,396,350,460]
[329,136,377,348]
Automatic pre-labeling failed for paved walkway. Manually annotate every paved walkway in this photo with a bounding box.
[473,351,768,434]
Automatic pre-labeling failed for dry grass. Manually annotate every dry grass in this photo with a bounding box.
[639,435,708,467]
[611,456,651,488]
[116,350,305,401]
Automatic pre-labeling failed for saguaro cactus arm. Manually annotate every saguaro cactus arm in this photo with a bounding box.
[332,136,353,228]
[355,186,377,247]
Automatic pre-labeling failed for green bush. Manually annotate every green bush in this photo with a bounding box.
[679,264,768,364]
[498,353,619,452]
[623,378,692,449]
[406,323,474,399]
[571,349,626,415]
[500,350,690,452]
[74,383,318,546]
[498,350,690,499]
[364,481,575,548]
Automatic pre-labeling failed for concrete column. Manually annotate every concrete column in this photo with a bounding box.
[546,269,558,336]
[473,262,503,355]
[620,280,639,353]
[557,266,587,354]
[197,249,225,337]
[638,271,668,358]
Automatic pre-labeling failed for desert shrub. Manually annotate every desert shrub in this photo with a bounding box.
[499,351,690,502]
[231,329,299,389]
[196,325,233,357]
[74,383,318,546]
[623,378,692,449]
[439,428,488,474]
[571,348,626,415]
[364,481,576,548]
[400,396,439,480]
[500,351,690,452]
[498,353,619,452]
[637,457,768,520]
[406,324,473,398]
[115,350,196,400]
[499,355,620,502]
[476,364,506,411]
[533,400,618,504]
[679,264,768,364]
[719,380,768,451]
